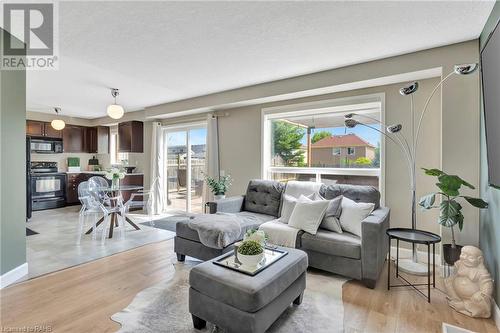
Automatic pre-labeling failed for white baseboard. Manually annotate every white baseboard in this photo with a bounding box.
[0,263,28,289]
[492,301,500,332]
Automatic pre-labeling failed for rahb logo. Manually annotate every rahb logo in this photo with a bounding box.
[1,1,59,70]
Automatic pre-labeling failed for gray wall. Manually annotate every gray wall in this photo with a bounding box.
[479,2,500,303]
[0,30,27,275]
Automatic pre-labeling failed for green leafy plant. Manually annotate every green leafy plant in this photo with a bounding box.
[237,240,263,256]
[354,157,372,166]
[419,168,488,248]
[67,157,80,167]
[205,175,232,195]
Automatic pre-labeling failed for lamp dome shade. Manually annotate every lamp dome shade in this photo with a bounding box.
[51,119,65,130]
[107,104,124,119]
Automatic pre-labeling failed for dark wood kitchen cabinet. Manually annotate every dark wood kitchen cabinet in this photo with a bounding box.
[84,127,98,153]
[26,120,63,138]
[118,121,143,153]
[63,125,84,152]
[66,173,82,204]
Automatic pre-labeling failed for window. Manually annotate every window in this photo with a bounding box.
[262,95,383,190]
[109,132,119,165]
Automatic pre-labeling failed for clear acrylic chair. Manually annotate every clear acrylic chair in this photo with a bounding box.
[124,177,158,226]
[88,176,126,244]
[77,181,107,245]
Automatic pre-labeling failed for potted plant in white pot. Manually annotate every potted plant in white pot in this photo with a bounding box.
[237,240,264,267]
[205,174,232,200]
[419,168,488,265]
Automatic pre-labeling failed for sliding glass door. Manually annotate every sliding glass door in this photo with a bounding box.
[164,124,207,213]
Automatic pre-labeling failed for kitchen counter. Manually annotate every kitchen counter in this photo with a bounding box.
[64,171,144,175]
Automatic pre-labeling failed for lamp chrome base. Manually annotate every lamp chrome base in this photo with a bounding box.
[397,258,431,276]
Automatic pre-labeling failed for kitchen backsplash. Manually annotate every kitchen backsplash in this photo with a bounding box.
[31,153,98,172]
[32,152,146,173]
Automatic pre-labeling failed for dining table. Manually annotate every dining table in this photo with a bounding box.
[85,184,144,238]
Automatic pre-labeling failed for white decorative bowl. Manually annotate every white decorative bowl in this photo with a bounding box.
[237,252,264,267]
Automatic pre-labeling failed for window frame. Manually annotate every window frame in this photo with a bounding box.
[332,147,341,156]
[347,147,355,155]
[261,93,386,204]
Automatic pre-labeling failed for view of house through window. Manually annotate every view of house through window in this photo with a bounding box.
[265,101,382,188]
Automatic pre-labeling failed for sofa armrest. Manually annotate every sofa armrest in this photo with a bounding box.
[210,195,245,214]
[361,207,390,286]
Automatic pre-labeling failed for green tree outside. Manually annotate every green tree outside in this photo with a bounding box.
[272,121,305,167]
[311,130,331,144]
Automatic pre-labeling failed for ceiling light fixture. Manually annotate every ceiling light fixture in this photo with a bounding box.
[51,107,65,130]
[107,88,124,119]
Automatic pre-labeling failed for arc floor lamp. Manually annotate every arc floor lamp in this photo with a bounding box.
[345,63,478,274]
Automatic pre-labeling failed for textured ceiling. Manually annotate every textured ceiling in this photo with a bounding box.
[26,1,495,118]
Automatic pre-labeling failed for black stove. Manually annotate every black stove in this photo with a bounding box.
[29,161,66,212]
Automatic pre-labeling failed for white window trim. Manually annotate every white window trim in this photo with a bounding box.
[332,147,341,156]
[347,147,356,155]
[261,93,386,205]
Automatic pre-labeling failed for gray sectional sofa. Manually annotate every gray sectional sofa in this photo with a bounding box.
[174,179,390,288]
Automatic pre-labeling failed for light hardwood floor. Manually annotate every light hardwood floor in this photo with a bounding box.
[1,240,497,333]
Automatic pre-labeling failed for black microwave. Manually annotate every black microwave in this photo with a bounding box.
[30,138,63,153]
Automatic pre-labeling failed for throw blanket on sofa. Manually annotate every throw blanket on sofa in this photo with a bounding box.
[259,180,322,248]
[259,220,301,248]
[188,213,242,249]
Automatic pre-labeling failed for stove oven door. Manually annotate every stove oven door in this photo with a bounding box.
[31,174,65,199]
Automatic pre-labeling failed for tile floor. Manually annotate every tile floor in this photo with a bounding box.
[25,205,176,280]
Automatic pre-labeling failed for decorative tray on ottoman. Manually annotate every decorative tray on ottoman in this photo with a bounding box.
[213,247,288,276]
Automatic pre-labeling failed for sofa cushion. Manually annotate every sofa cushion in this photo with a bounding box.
[244,180,284,217]
[300,229,361,259]
[320,184,380,209]
[176,211,275,243]
[189,247,308,312]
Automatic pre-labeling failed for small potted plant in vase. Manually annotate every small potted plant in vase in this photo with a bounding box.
[419,168,488,265]
[205,174,232,200]
[105,168,126,189]
[237,240,264,267]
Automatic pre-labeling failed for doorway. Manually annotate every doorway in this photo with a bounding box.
[164,123,207,213]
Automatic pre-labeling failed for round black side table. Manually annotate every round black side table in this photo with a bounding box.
[386,228,441,302]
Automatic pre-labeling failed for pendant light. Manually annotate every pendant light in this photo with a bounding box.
[107,88,124,119]
[51,107,65,130]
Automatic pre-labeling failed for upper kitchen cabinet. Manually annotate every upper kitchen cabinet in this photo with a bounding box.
[26,120,63,139]
[84,126,109,154]
[118,121,143,153]
[63,125,84,152]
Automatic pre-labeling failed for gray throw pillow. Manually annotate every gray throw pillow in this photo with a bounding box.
[319,195,343,233]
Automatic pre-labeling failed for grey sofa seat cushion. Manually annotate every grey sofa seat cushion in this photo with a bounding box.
[300,229,361,259]
[189,248,308,313]
[320,184,380,209]
[244,180,284,217]
[176,211,275,243]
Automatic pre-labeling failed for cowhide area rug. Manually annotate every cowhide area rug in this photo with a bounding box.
[112,259,347,333]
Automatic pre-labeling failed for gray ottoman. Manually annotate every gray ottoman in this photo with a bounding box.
[189,248,308,333]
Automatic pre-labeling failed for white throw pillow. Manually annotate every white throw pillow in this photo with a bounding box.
[279,193,315,223]
[288,195,329,235]
[339,197,375,237]
[320,195,344,233]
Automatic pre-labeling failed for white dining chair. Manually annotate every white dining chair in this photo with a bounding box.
[76,181,107,245]
[88,176,126,244]
[124,177,158,226]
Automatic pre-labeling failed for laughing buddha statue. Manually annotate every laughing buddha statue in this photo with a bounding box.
[444,246,493,318]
